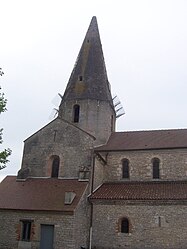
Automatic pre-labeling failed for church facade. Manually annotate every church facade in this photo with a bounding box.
[0,16,187,249]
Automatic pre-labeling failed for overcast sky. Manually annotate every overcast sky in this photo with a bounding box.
[0,0,187,181]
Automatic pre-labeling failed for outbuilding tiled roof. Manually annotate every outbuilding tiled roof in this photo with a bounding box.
[89,181,187,201]
[0,176,88,212]
[95,129,187,151]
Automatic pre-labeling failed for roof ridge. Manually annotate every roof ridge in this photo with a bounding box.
[104,180,187,185]
[114,128,187,134]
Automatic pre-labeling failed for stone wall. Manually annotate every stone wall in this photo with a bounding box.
[96,149,187,182]
[0,207,88,249]
[91,202,187,249]
[19,118,94,179]
[59,99,115,146]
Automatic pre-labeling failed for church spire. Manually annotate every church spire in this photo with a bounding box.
[61,16,113,103]
[59,17,116,144]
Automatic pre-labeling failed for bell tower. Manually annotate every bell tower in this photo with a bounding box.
[59,16,116,145]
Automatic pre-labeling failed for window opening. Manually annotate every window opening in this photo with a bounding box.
[21,220,32,241]
[79,75,83,81]
[51,156,60,178]
[53,130,57,142]
[121,218,129,233]
[73,104,80,123]
[79,167,90,180]
[153,158,160,179]
[122,159,129,179]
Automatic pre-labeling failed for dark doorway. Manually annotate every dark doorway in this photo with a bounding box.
[40,224,54,249]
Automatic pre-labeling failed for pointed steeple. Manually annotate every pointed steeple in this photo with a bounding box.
[61,16,113,103]
[59,17,116,144]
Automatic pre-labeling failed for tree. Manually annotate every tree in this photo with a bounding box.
[0,68,11,170]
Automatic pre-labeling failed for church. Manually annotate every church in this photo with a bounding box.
[0,16,187,249]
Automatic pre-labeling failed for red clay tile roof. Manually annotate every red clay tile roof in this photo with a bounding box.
[0,176,88,212]
[89,181,187,201]
[95,129,187,151]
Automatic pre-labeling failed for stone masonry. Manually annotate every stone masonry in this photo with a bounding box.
[91,202,187,249]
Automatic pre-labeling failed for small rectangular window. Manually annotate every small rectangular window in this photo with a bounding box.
[79,76,83,81]
[21,220,32,241]
[79,170,90,180]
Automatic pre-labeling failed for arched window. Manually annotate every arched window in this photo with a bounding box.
[152,158,160,179]
[122,159,129,179]
[121,218,129,233]
[73,104,80,123]
[51,156,60,178]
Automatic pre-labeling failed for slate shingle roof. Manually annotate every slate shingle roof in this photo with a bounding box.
[0,176,88,212]
[89,181,187,201]
[61,16,113,103]
[95,129,187,151]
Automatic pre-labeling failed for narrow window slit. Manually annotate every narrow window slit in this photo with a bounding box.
[122,159,129,179]
[73,104,80,123]
[152,158,160,179]
[79,76,83,81]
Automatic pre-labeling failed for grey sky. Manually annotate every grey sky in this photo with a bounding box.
[1,0,187,181]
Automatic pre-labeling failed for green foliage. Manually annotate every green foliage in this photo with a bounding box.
[0,91,7,113]
[0,71,11,170]
[0,148,11,170]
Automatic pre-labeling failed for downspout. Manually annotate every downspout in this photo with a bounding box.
[89,152,96,249]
